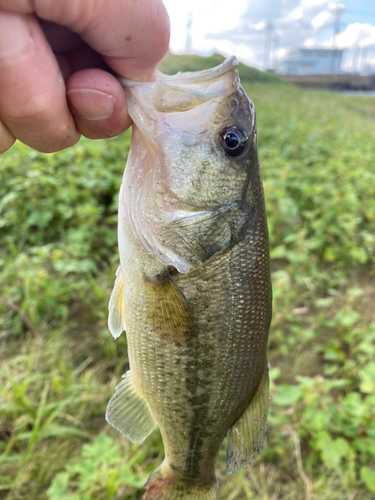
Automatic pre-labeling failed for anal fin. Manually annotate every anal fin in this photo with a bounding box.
[108,266,126,339]
[106,371,157,443]
[227,366,269,473]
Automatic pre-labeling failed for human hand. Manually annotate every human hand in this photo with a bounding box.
[0,0,170,153]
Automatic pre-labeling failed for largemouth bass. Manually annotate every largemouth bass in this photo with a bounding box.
[106,56,272,500]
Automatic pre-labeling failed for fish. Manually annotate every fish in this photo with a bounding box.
[106,56,272,500]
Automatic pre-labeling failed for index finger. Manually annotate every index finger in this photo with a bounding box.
[0,0,170,81]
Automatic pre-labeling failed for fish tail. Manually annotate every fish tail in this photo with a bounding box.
[142,463,218,500]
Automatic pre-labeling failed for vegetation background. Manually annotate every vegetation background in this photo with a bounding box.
[0,53,375,500]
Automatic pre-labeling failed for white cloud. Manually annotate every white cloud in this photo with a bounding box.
[162,0,375,72]
[327,2,344,10]
[235,44,256,61]
[275,48,288,57]
[301,0,327,7]
[362,35,375,48]
[254,21,266,30]
[290,7,303,20]
[304,38,315,47]
[335,23,375,48]
[162,0,247,54]
[311,10,332,28]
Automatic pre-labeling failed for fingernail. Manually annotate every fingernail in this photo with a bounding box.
[0,13,32,64]
[67,89,115,120]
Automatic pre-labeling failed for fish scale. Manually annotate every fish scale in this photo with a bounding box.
[106,56,272,500]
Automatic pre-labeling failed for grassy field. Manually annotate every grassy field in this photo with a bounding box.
[1,53,375,500]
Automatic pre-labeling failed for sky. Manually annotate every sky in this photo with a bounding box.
[162,0,375,72]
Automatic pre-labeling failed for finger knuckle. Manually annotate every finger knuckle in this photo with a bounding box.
[19,94,57,121]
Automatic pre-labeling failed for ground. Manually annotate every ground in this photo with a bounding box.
[0,54,375,499]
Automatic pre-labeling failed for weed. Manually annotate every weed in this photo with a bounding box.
[0,53,374,499]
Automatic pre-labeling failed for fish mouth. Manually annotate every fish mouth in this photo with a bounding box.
[118,56,240,115]
[156,55,238,83]
[118,56,239,87]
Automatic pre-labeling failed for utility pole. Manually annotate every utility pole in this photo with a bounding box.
[360,46,368,74]
[273,36,280,73]
[263,22,273,71]
[185,13,193,54]
[330,2,343,74]
[352,39,361,73]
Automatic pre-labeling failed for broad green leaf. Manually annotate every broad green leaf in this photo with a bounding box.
[359,363,375,394]
[47,473,79,500]
[274,385,302,405]
[335,310,360,327]
[317,433,350,470]
[81,434,119,464]
[360,467,375,493]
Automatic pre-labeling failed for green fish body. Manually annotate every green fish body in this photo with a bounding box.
[107,56,272,500]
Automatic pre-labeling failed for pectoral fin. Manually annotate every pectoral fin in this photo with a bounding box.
[106,371,157,443]
[144,268,196,344]
[227,366,269,473]
[108,266,126,339]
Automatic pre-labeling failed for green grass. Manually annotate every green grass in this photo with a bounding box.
[1,54,375,500]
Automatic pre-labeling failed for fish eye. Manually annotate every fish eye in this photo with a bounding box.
[219,126,248,157]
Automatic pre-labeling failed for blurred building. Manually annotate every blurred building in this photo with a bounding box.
[280,48,344,75]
